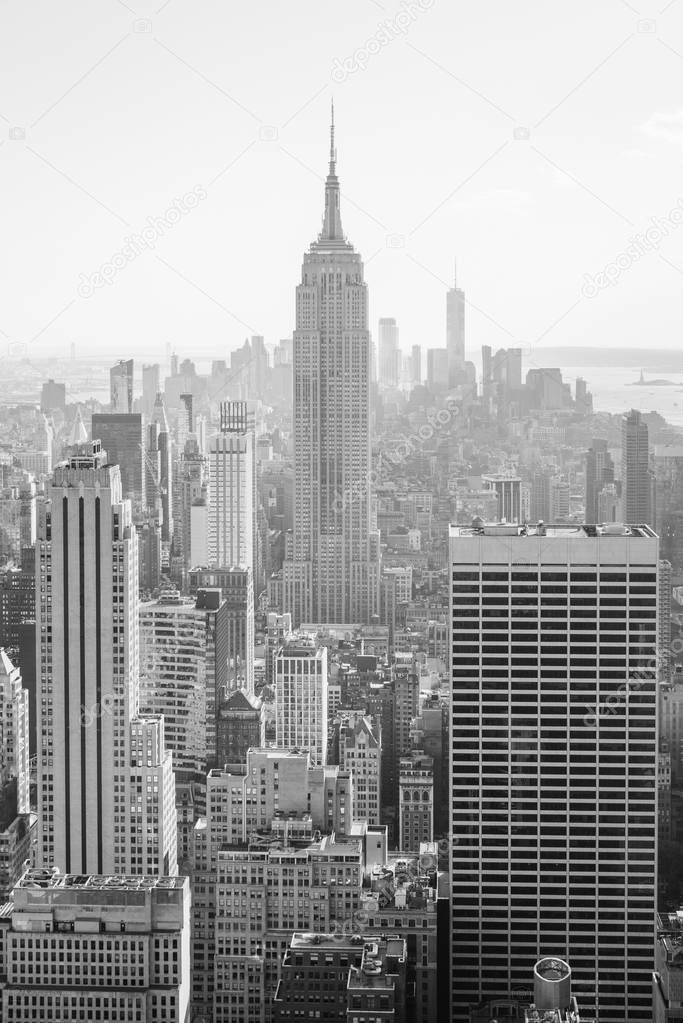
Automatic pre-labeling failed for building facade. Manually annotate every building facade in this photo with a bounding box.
[0,869,190,1023]
[36,442,177,877]
[282,110,380,625]
[449,521,658,1022]
[275,638,328,766]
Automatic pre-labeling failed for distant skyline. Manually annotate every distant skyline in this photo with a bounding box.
[3,1,683,361]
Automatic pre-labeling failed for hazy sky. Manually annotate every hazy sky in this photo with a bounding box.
[2,0,683,367]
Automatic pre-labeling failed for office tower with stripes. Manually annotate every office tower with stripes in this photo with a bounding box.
[283,108,380,624]
[36,441,177,876]
[216,400,259,596]
[449,521,658,1023]
[208,402,254,573]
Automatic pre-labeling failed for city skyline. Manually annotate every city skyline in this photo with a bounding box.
[3,7,683,1020]
[4,3,683,363]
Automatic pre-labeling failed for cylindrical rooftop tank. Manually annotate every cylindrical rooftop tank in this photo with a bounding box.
[533,957,572,1010]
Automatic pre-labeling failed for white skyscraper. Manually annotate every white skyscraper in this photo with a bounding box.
[208,403,254,572]
[36,441,177,876]
[449,521,658,1023]
[275,637,328,766]
[283,108,380,625]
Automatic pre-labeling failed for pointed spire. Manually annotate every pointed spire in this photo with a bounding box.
[152,391,170,434]
[329,99,336,174]
[320,101,344,243]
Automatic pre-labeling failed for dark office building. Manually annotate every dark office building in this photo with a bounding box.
[91,412,146,517]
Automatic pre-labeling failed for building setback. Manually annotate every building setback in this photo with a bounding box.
[282,108,380,625]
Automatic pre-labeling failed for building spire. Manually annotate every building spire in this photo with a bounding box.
[320,101,344,242]
[330,99,336,174]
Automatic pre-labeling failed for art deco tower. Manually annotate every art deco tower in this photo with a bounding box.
[283,108,380,624]
[36,441,177,876]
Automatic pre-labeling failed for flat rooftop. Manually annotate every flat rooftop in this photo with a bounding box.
[450,522,657,539]
[16,869,185,891]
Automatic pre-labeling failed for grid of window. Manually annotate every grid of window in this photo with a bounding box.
[450,551,657,1023]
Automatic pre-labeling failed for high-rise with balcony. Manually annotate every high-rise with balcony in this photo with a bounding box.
[36,441,177,877]
[449,521,658,1023]
[282,108,380,625]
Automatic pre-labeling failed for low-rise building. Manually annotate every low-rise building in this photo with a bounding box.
[273,933,407,1023]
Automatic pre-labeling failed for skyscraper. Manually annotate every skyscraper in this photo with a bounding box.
[141,362,160,416]
[283,108,380,625]
[110,358,134,413]
[585,438,615,524]
[150,392,173,543]
[91,412,146,518]
[208,404,254,572]
[139,588,229,777]
[172,435,206,583]
[189,566,254,694]
[622,409,651,525]
[653,443,683,573]
[36,441,177,876]
[449,521,658,1022]
[410,343,422,387]
[378,316,400,388]
[0,649,32,900]
[217,400,258,595]
[446,264,465,386]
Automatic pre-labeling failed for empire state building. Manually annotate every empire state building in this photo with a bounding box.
[283,109,380,624]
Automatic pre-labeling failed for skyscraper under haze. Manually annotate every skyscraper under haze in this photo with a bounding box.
[36,441,177,876]
[150,392,173,543]
[622,409,651,526]
[446,265,465,387]
[585,438,615,524]
[110,358,134,414]
[449,521,658,1023]
[91,412,146,518]
[378,317,400,388]
[283,108,380,624]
